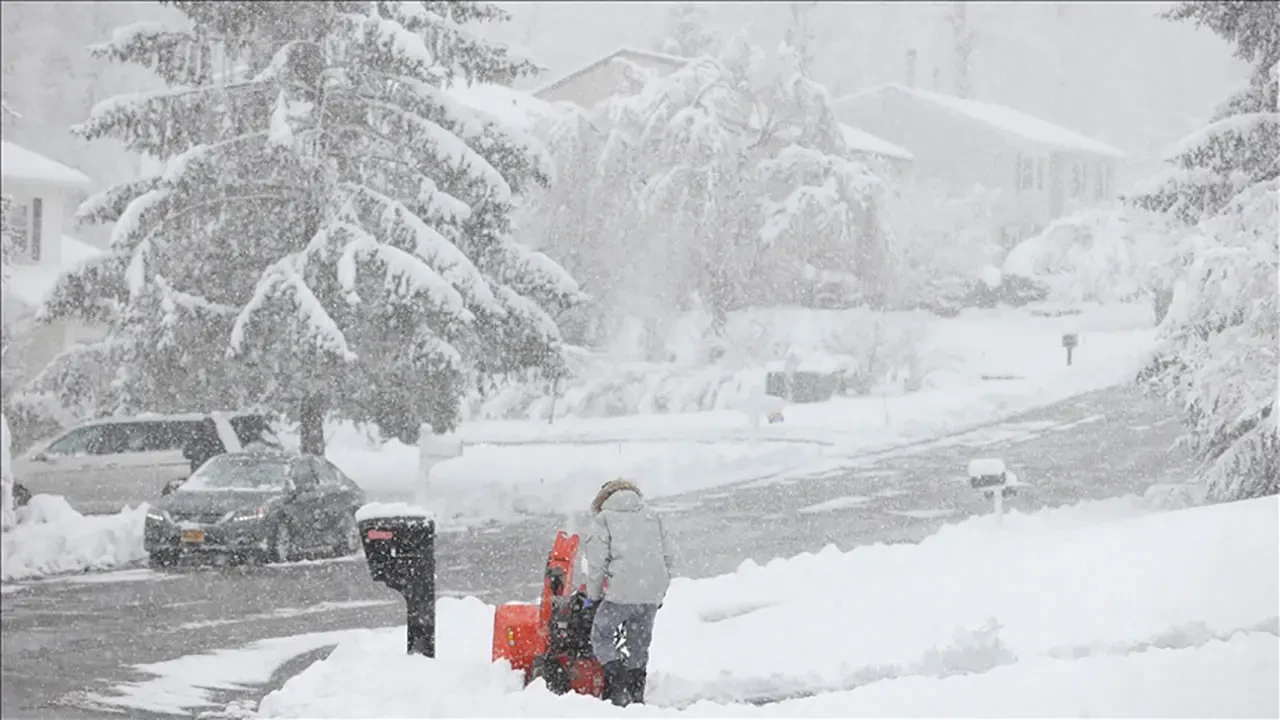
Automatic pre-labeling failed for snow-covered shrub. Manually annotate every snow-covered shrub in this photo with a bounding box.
[464,306,934,420]
[1002,205,1175,305]
[882,183,1005,311]
[1147,179,1278,502]
[467,361,762,421]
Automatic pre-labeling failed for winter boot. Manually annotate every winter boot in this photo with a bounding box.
[601,660,631,706]
[627,667,648,704]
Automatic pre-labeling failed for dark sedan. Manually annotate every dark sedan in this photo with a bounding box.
[144,450,366,566]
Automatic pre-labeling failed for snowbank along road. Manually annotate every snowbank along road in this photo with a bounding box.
[0,386,1190,718]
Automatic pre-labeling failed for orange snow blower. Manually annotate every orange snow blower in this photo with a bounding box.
[491,530,605,697]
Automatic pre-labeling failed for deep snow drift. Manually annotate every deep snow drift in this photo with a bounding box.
[249,495,1278,717]
[0,495,148,582]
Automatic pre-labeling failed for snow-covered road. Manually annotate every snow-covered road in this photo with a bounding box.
[0,386,1191,718]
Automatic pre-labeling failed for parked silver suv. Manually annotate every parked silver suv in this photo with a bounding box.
[13,412,279,515]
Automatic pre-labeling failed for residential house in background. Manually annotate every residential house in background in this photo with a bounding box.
[839,124,914,177]
[1,141,105,387]
[531,46,914,173]
[832,83,1127,246]
[532,46,689,108]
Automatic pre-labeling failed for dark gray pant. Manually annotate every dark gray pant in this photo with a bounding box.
[590,600,659,669]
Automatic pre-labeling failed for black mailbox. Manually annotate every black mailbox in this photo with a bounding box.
[358,514,436,657]
[1062,333,1079,366]
[970,472,1006,490]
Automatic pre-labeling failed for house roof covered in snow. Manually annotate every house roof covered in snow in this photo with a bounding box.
[446,81,568,132]
[838,123,913,161]
[835,83,1126,159]
[1,141,92,188]
[532,46,690,100]
[5,236,105,308]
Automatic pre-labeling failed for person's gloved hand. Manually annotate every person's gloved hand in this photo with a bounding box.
[582,597,597,609]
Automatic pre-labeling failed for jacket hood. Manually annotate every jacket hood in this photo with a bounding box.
[591,479,644,514]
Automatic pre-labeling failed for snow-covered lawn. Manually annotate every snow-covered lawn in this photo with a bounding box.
[219,495,1277,717]
[0,495,148,582]
[337,441,822,527]
[328,302,1157,526]
[3,302,1160,579]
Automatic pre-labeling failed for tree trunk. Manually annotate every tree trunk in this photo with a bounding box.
[299,393,326,456]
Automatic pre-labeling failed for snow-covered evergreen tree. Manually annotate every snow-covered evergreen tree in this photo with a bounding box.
[1130,1,1279,224]
[656,2,715,59]
[1136,0,1279,502]
[30,1,581,451]
[1148,179,1277,501]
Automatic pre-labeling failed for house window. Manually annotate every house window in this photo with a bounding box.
[1071,164,1086,197]
[1019,157,1035,191]
[1094,165,1105,199]
[1036,159,1045,190]
[30,197,43,262]
[1104,165,1114,196]
[7,201,30,256]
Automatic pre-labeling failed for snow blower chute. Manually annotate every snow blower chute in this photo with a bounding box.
[491,530,605,697]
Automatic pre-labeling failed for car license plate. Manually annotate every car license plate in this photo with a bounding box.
[181,529,206,543]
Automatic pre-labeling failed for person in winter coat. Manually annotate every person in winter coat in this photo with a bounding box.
[582,479,674,706]
[182,419,224,475]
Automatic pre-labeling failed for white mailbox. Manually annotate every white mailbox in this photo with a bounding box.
[967,457,1021,523]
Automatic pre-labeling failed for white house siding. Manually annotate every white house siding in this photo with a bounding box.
[2,179,71,267]
[833,85,1126,246]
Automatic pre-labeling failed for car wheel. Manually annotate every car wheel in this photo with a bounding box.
[270,521,297,564]
[334,512,361,558]
[149,550,178,568]
[13,483,31,508]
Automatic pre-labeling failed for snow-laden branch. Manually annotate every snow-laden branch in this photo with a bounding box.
[229,254,358,363]
[330,219,471,320]
[342,182,502,315]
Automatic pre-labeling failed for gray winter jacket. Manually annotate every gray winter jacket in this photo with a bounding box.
[583,481,674,605]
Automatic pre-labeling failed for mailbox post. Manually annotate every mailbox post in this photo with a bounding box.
[356,503,437,656]
[1062,333,1079,366]
[967,458,1021,526]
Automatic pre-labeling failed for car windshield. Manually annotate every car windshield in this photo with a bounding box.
[179,455,291,492]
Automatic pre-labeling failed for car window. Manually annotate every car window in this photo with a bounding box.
[124,421,202,453]
[94,424,142,455]
[46,426,109,456]
[181,454,292,492]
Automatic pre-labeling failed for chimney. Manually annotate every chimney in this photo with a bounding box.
[905,49,917,87]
